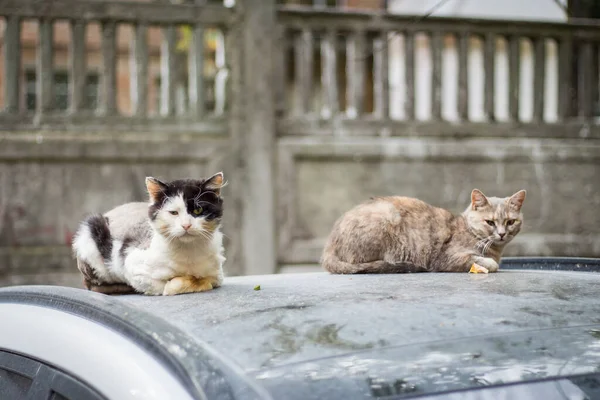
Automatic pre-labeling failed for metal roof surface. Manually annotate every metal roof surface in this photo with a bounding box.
[120,270,600,371]
[2,261,600,399]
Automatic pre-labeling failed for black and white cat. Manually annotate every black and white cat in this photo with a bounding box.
[72,172,226,296]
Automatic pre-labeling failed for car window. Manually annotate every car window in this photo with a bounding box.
[0,368,32,399]
[0,350,105,400]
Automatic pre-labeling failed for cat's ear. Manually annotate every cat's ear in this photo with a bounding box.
[471,189,490,210]
[204,172,225,196]
[145,177,167,203]
[508,189,526,212]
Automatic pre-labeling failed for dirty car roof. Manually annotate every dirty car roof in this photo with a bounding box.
[2,258,600,399]
[119,263,600,399]
[121,269,600,371]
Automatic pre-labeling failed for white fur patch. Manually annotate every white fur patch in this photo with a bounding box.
[109,240,127,281]
[122,225,225,295]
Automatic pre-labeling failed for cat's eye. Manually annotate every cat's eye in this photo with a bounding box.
[506,219,516,226]
[485,220,495,227]
[169,211,178,216]
[193,207,203,215]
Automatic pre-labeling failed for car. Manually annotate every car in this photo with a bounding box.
[1,257,600,400]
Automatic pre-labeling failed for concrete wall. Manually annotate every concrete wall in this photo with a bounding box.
[5,131,598,285]
[276,136,600,271]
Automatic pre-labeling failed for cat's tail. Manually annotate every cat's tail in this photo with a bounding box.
[321,250,427,274]
[72,214,114,286]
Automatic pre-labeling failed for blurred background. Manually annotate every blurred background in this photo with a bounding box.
[0,0,598,288]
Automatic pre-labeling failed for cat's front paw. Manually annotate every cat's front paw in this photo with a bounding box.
[487,263,499,273]
[163,276,213,296]
[473,257,499,273]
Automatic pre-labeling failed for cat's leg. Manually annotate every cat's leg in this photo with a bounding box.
[208,267,224,288]
[78,257,139,295]
[443,251,497,273]
[163,255,225,295]
[162,253,225,296]
[77,259,100,290]
[123,249,168,295]
[126,273,168,296]
[163,276,215,296]
[209,276,223,288]
[472,256,500,273]
[162,269,223,295]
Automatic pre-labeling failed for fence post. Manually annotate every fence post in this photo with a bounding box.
[230,0,277,275]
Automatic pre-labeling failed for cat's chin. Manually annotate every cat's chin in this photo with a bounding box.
[175,234,198,244]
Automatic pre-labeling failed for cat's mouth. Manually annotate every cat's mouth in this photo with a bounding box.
[176,233,197,243]
[173,230,195,238]
[174,230,212,242]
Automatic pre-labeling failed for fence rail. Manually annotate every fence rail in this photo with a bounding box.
[0,0,232,131]
[0,0,231,25]
[278,6,600,130]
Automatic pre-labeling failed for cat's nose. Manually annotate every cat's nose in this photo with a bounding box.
[182,223,192,230]
[499,233,506,239]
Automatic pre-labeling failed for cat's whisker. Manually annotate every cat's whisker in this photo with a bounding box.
[475,237,492,255]
[165,234,178,245]
[475,239,488,252]
[481,240,489,255]
[483,239,493,256]
[196,229,214,242]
